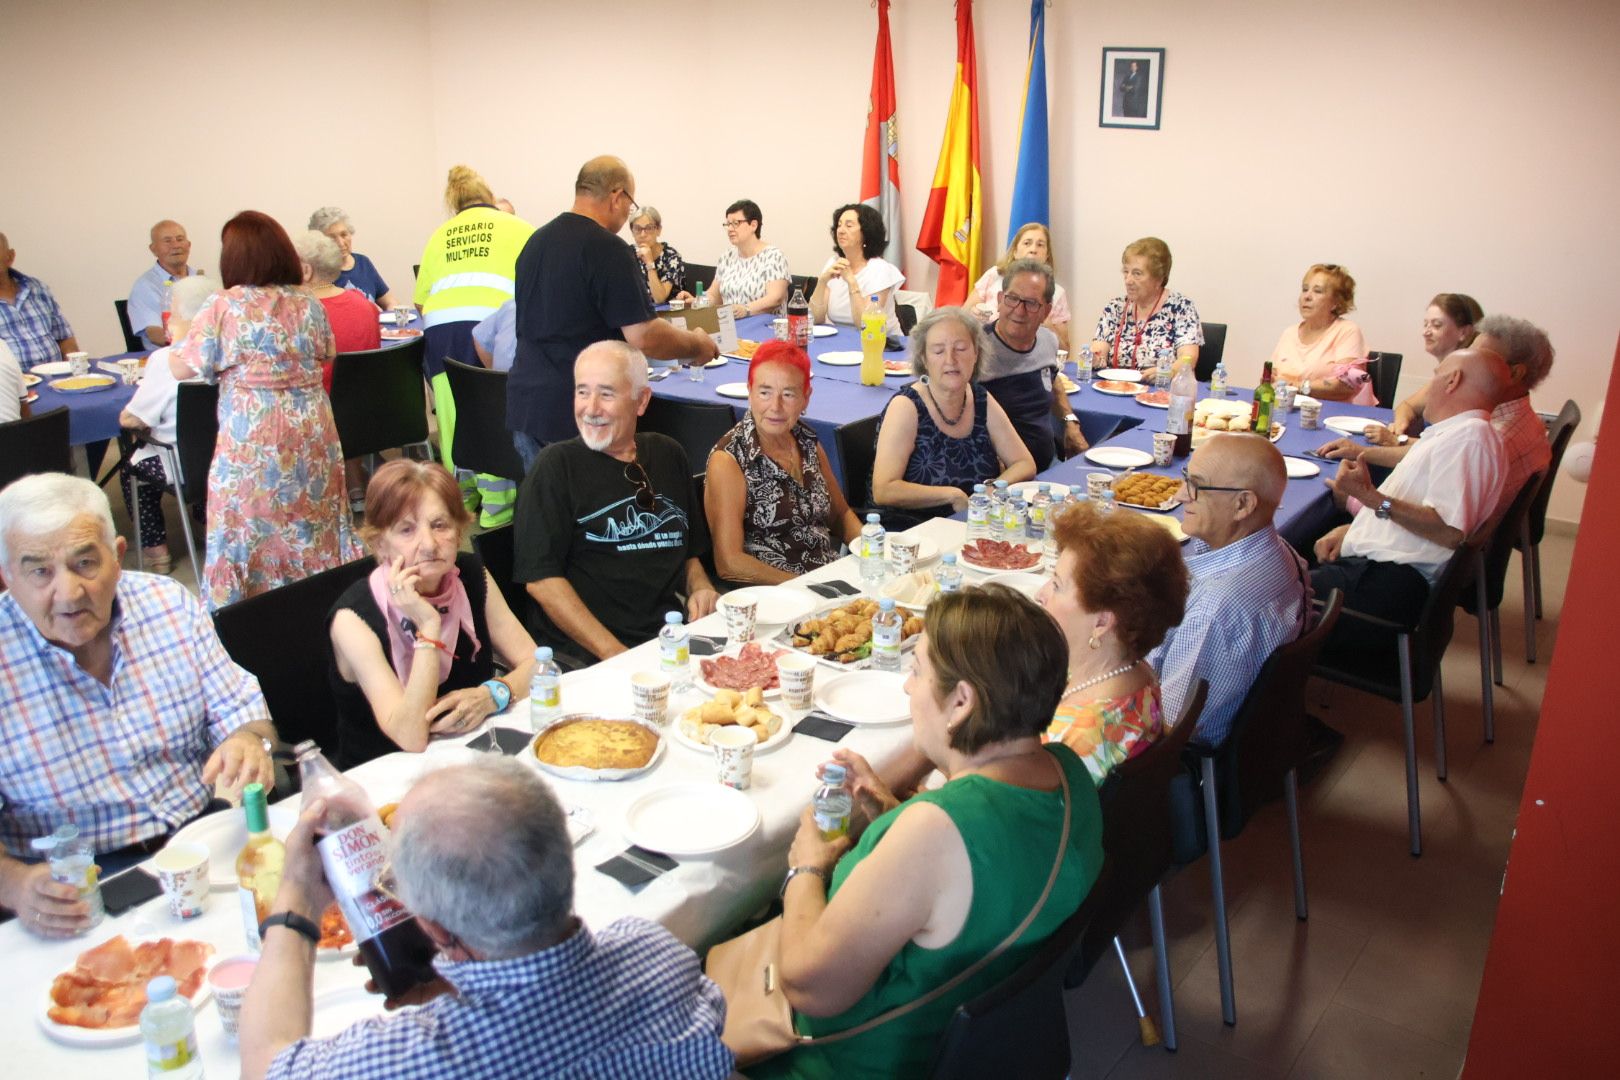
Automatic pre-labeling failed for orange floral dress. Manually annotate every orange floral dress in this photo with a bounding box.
[1045,685,1166,786]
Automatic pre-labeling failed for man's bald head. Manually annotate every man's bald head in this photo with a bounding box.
[149,220,181,243]
[1181,434,1285,547]
[575,156,633,200]
[148,220,191,274]
[1425,347,1512,424]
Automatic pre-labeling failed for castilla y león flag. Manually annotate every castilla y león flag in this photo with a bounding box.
[916,0,982,306]
[861,0,903,268]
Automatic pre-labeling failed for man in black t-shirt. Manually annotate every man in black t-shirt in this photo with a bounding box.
[512,341,720,661]
[509,155,719,472]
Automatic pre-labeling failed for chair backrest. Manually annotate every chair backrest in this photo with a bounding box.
[442,359,526,481]
[1405,530,1488,698]
[790,274,817,302]
[639,396,737,469]
[173,382,220,504]
[1462,471,1546,615]
[1195,322,1227,382]
[1367,351,1403,408]
[1075,681,1207,976]
[329,339,429,458]
[684,262,718,296]
[833,414,882,513]
[0,406,72,489]
[113,299,145,353]
[212,558,374,749]
[897,302,919,337]
[471,523,539,633]
[929,862,1112,1080]
[1526,399,1580,547]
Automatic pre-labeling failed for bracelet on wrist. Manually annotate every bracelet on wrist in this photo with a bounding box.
[415,633,450,654]
[260,910,321,946]
[780,865,829,898]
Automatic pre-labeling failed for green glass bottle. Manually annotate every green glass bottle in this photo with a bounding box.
[1251,361,1276,435]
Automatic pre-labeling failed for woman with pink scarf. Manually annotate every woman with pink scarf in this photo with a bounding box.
[327,460,537,767]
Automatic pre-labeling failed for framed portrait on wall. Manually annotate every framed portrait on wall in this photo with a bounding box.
[1100,47,1165,130]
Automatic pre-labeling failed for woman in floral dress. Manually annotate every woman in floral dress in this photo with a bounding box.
[172,211,362,609]
[1037,500,1189,784]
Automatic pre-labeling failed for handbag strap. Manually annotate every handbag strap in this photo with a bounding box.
[800,747,1075,1047]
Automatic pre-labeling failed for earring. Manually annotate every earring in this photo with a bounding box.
[1087,633,1101,650]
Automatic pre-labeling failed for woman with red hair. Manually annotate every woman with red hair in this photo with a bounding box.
[173,210,362,608]
[705,341,862,583]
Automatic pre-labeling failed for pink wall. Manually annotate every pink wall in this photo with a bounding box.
[5,0,1615,521]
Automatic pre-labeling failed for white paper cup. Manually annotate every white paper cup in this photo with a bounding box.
[208,954,258,1038]
[1086,472,1113,499]
[152,842,210,919]
[668,298,686,311]
[720,595,758,645]
[1152,432,1176,466]
[117,357,141,384]
[711,725,757,789]
[888,537,922,577]
[1300,400,1322,430]
[67,351,90,377]
[630,671,672,726]
[778,653,817,711]
[772,317,790,342]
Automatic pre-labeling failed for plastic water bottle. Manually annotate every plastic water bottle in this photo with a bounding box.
[30,825,104,931]
[871,598,903,672]
[693,281,708,308]
[1155,349,1174,389]
[1210,359,1229,398]
[936,552,963,595]
[990,479,1011,532]
[1077,344,1094,384]
[1099,488,1117,514]
[859,513,888,589]
[529,646,562,730]
[966,483,991,540]
[1001,497,1027,544]
[813,764,854,841]
[659,612,693,691]
[1027,483,1053,544]
[1169,361,1198,457]
[140,975,203,1078]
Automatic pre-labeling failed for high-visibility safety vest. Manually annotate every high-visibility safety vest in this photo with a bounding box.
[414,206,534,329]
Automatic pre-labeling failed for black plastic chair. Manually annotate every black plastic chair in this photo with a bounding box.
[640,396,736,470]
[1366,351,1403,408]
[928,863,1113,1080]
[329,339,431,459]
[1171,591,1344,1026]
[1518,399,1580,659]
[833,414,882,514]
[212,557,374,750]
[684,262,718,296]
[442,359,526,481]
[126,382,218,578]
[790,274,817,302]
[1195,322,1227,382]
[0,406,72,490]
[1459,474,1545,734]
[1312,533,1487,855]
[1070,681,1209,1053]
[897,302,919,337]
[113,299,145,353]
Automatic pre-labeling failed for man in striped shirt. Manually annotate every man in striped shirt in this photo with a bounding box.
[1149,435,1310,746]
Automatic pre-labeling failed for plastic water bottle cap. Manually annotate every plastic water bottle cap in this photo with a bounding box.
[973,483,986,493]
[146,975,178,1003]
[822,764,847,785]
[942,553,957,564]
[535,646,553,662]
[995,480,1008,490]
[866,513,880,524]
[879,597,896,611]
[1038,483,1050,493]
[665,611,682,625]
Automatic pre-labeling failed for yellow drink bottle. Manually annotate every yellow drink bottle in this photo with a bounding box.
[859,300,886,387]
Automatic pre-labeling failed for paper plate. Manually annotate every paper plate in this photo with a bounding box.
[704,356,731,369]
[1095,368,1144,382]
[1092,380,1148,397]
[1284,456,1321,479]
[31,361,72,376]
[715,382,750,399]
[1135,390,1171,409]
[1008,481,1070,500]
[37,939,214,1047]
[379,327,423,339]
[816,351,863,366]
[693,643,788,700]
[310,984,393,1040]
[527,716,665,781]
[884,359,912,375]
[812,324,838,338]
[888,535,939,567]
[48,374,117,394]
[1084,446,1154,469]
[377,309,417,323]
[957,541,1043,575]
[670,708,794,754]
[23,372,42,387]
[1323,414,1382,437]
[814,670,912,725]
[622,784,762,856]
[723,585,821,627]
[155,807,257,891]
[24,391,38,404]
[982,571,1048,598]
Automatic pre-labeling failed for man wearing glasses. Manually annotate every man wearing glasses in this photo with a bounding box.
[512,341,720,663]
[978,259,1086,470]
[508,156,719,473]
[1148,435,1310,746]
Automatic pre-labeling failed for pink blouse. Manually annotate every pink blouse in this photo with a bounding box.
[1271,318,1374,405]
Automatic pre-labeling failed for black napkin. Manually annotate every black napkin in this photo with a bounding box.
[596,845,680,887]
[688,634,726,657]
[795,712,855,743]
[806,580,861,600]
[468,726,532,755]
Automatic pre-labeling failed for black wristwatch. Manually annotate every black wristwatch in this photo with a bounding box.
[260,910,321,946]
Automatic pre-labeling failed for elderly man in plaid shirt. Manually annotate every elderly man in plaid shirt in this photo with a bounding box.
[0,473,277,935]
[0,232,81,369]
[240,757,734,1080]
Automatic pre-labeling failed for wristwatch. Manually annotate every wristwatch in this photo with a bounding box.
[1375,498,1394,520]
[780,865,829,898]
[260,910,321,946]
[482,679,512,712]
[1063,413,1079,425]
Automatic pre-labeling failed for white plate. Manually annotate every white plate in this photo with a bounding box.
[1141,513,1191,543]
[888,535,939,567]
[722,585,820,627]
[983,571,1048,598]
[704,356,730,369]
[37,939,214,1046]
[779,597,920,670]
[527,716,666,781]
[957,541,1043,575]
[1293,395,1320,409]
[1270,423,1286,444]
[1007,481,1070,500]
[1084,446,1154,469]
[1284,456,1321,479]
[816,351,863,366]
[157,807,255,891]
[22,372,42,387]
[1196,399,1250,419]
[31,361,72,376]
[311,984,393,1040]
[814,670,912,725]
[671,708,794,754]
[1135,392,1171,409]
[693,643,788,699]
[812,324,838,338]
[1323,414,1382,437]
[1095,368,1144,382]
[621,783,762,856]
[715,382,750,399]
[377,309,417,323]
[1091,381,1148,397]
[48,375,118,394]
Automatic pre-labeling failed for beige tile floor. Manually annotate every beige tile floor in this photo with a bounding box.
[1067,529,1575,1080]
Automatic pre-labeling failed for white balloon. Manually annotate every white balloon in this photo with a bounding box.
[1565,440,1597,483]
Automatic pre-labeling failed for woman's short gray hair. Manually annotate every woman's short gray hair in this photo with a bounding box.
[293,230,344,282]
[907,306,993,379]
[0,473,117,567]
[169,274,216,323]
[392,758,575,958]
[307,206,350,233]
[1477,314,1555,390]
[632,206,663,229]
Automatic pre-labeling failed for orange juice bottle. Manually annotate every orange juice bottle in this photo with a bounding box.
[859,299,886,387]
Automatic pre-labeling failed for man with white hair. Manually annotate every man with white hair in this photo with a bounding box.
[0,473,275,935]
[0,230,81,369]
[239,757,734,1080]
[513,341,719,661]
[126,219,202,349]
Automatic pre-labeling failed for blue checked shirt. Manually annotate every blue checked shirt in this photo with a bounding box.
[1148,526,1310,747]
[0,573,269,855]
[0,269,74,369]
[267,917,735,1080]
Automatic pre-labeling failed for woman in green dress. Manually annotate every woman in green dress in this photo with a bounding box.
[755,585,1105,1079]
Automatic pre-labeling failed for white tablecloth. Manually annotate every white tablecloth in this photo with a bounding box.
[3,517,972,1076]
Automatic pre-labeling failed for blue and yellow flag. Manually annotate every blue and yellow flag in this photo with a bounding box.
[1006,0,1050,245]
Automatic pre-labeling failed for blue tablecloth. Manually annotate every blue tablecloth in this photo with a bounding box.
[30,352,144,445]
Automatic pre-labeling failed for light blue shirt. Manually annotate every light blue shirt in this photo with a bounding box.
[472,299,516,372]
[127,261,202,350]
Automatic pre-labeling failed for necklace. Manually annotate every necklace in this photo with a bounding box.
[923,379,970,425]
[1063,659,1140,698]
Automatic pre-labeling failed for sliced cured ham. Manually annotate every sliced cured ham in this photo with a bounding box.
[43,935,214,1030]
[698,642,785,691]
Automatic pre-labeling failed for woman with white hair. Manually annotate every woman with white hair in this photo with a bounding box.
[307,206,398,309]
[294,230,381,391]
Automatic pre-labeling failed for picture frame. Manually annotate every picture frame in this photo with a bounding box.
[1099,47,1165,130]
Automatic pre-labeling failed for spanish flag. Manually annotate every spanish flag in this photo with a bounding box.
[860,0,903,268]
[916,0,982,306]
